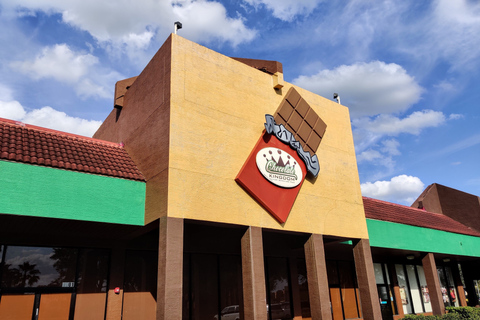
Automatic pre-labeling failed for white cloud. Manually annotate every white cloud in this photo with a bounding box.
[448,114,463,120]
[0,100,26,119]
[243,0,322,21]
[2,0,256,50]
[357,149,382,163]
[10,44,121,99]
[352,110,459,170]
[361,174,425,205]
[172,0,256,46]
[293,61,423,118]
[0,84,15,101]
[381,139,400,156]
[0,100,101,137]
[428,0,480,71]
[11,44,98,83]
[352,110,446,136]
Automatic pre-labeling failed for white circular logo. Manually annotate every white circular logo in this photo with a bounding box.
[255,147,302,188]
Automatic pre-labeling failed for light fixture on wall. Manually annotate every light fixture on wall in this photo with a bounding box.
[174,21,182,34]
[333,93,341,104]
[406,255,415,260]
[443,258,451,263]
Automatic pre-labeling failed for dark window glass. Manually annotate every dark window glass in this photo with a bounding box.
[266,257,292,320]
[297,258,311,318]
[183,253,243,320]
[1,246,77,288]
[183,254,191,320]
[124,250,157,296]
[191,254,218,320]
[76,249,109,293]
[219,255,243,320]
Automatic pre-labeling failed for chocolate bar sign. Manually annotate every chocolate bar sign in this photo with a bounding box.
[235,87,327,224]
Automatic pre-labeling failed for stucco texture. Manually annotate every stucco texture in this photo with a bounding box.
[166,35,367,238]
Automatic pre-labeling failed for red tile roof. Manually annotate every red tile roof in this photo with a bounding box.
[0,118,145,181]
[363,197,480,237]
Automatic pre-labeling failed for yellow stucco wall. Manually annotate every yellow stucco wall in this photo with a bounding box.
[167,34,368,239]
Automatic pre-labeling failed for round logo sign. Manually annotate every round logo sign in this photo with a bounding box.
[255,147,302,188]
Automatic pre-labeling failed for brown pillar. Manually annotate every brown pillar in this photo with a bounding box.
[241,226,267,320]
[422,253,444,315]
[452,263,467,306]
[353,239,382,320]
[157,217,184,320]
[106,247,125,320]
[304,234,331,320]
[289,257,303,320]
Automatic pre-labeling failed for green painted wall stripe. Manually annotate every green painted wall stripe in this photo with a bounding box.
[0,160,146,225]
[367,218,480,257]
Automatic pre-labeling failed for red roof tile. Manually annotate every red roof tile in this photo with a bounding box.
[363,197,480,237]
[0,118,144,181]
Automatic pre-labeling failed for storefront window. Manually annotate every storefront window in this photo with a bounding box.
[406,265,424,313]
[416,266,432,312]
[374,263,385,284]
[183,253,243,320]
[436,266,460,308]
[374,263,396,320]
[76,249,109,293]
[395,264,412,314]
[265,257,292,320]
[297,258,311,318]
[445,266,459,307]
[396,264,435,315]
[1,246,77,288]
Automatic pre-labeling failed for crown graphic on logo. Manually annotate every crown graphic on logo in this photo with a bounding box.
[263,150,297,168]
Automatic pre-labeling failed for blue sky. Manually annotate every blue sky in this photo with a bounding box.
[0,0,479,204]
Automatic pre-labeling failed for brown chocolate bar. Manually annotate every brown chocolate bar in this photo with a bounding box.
[273,88,327,156]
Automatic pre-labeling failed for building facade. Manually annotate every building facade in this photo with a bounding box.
[1,34,480,320]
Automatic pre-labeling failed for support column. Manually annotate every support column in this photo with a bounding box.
[304,234,331,320]
[353,239,382,320]
[422,253,444,315]
[241,226,267,320]
[157,217,184,320]
[453,263,467,307]
[106,247,125,320]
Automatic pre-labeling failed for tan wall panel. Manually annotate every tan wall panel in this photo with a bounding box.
[330,288,343,320]
[123,292,156,320]
[167,34,367,238]
[74,293,106,320]
[0,294,35,320]
[38,293,71,320]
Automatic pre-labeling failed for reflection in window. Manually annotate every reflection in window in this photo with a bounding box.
[265,257,292,320]
[437,266,459,308]
[416,266,432,312]
[76,249,109,293]
[124,250,158,296]
[297,258,311,318]
[1,246,77,288]
[395,264,412,314]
